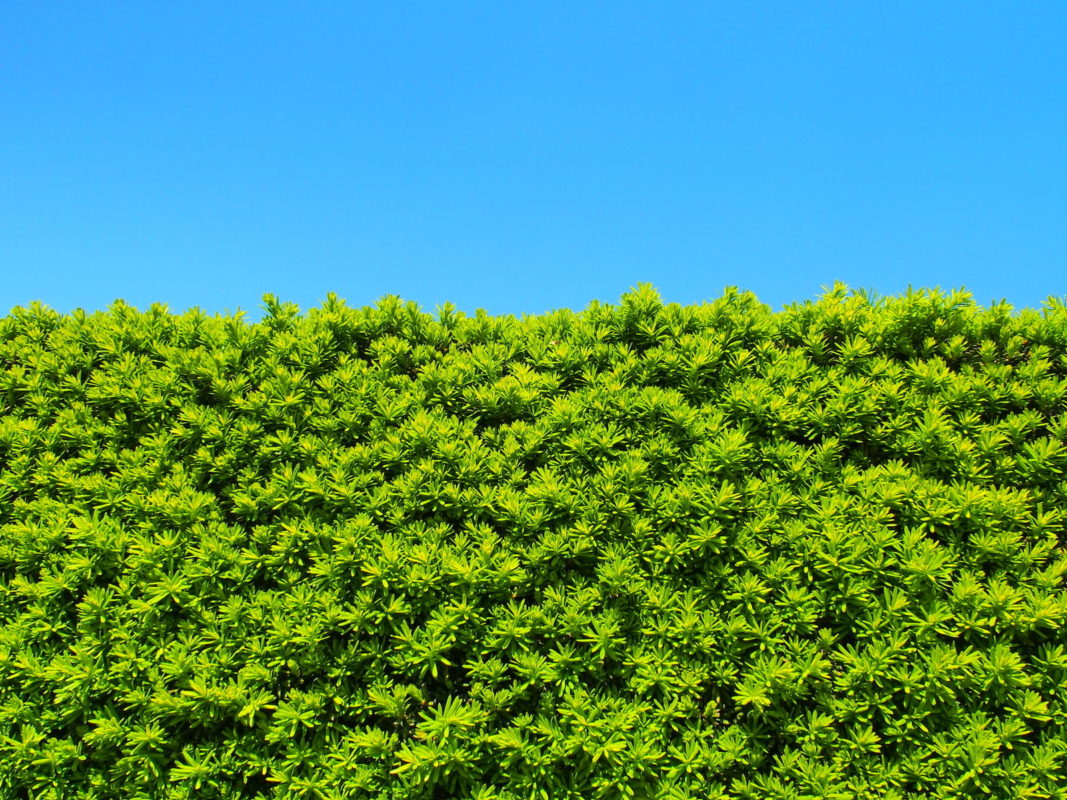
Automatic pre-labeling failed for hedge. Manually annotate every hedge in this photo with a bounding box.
[1,282,1065,799]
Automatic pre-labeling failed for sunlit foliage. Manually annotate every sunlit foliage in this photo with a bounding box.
[1,283,1066,798]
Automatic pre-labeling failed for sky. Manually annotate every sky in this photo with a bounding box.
[2,2,1065,324]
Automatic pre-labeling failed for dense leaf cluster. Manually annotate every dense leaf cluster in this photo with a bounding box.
[1,282,1066,799]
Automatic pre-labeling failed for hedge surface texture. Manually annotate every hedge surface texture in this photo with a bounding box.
[1,283,1066,799]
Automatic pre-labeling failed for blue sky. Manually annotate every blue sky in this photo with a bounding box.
[2,2,1064,323]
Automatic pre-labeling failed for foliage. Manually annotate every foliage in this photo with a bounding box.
[0,283,1066,798]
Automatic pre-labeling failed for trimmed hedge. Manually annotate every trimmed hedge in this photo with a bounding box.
[1,283,1066,799]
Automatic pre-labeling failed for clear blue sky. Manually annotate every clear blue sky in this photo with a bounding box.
[3,2,1065,323]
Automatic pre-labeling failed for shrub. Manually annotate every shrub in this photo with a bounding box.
[0,283,1065,798]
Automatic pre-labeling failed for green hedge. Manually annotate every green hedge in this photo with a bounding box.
[1,283,1065,799]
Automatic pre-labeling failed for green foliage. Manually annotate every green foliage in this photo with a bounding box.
[0,283,1066,798]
